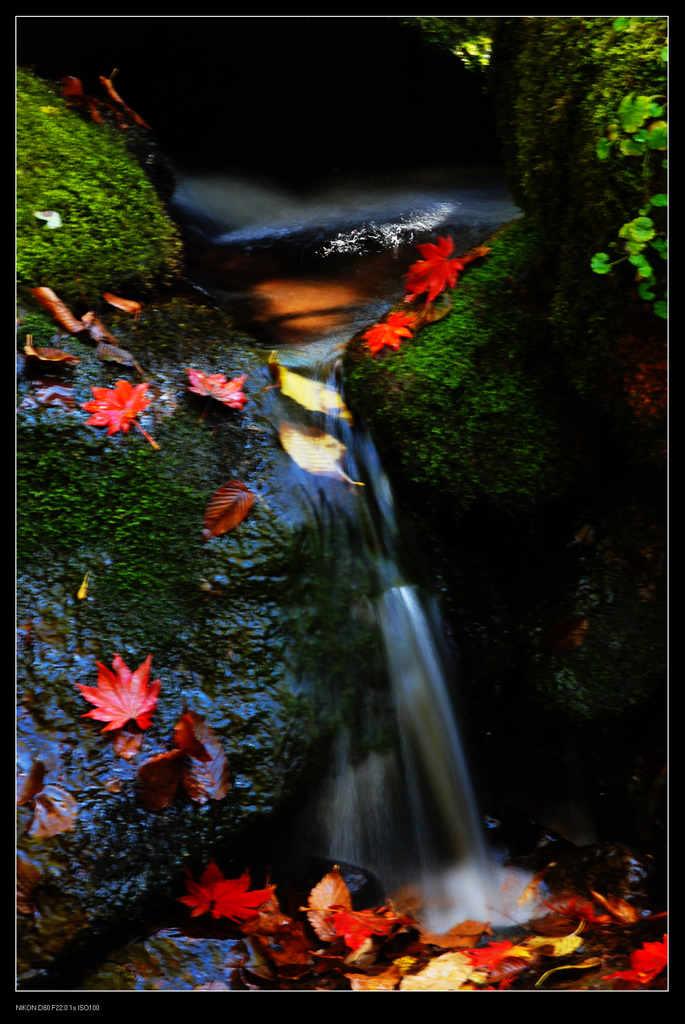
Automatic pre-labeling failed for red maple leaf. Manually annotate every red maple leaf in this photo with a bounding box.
[543,895,611,926]
[404,235,480,304]
[77,653,161,731]
[362,312,416,356]
[81,379,159,448]
[179,862,274,922]
[186,367,248,409]
[462,940,516,969]
[604,935,667,985]
[331,907,399,950]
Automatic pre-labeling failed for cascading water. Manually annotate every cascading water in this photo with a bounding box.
[174,171,536,930]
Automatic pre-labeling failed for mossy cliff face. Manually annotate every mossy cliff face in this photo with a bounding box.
[490,16,666,459]
[17,297,386,988]
[17,69,182,306]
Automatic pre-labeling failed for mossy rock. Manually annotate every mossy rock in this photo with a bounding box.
[16,297,390,987]
[526,502,665,722]
[344,220,574,522]
[489,16,666,458]
[17,68,183,306]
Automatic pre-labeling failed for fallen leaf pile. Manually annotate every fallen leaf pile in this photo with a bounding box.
[172,863,666,990]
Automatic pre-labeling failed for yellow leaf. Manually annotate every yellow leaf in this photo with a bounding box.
[504,945,534,960]
[278,421,364,486]
[399,952,475,991]
[77,572,90,600]
[524,933,584,957]
[268,352,352,422]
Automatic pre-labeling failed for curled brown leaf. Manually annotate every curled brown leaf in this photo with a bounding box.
[202,480,255,541]
[30,287,86,335]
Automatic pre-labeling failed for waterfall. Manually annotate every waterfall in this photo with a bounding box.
[173,170,534,930]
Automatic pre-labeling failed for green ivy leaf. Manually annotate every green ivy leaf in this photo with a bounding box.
[625,216,656,243]
[650,193,667,207]
[649,102,664,117]
[638,282,655,301]
[590,253,612,274]
[650,237,667,258]
[619,137,645,157]
[629,254,653,278]
[618,93,653,132]
[596,137,611,160]
[653,299,667,319]
[647,121,668,149]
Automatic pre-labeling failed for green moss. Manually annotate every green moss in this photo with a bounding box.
[345,220,572,519]
[17,68,182,306]
[489,16,667,446]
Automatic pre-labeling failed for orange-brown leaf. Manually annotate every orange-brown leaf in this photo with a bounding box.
[202,480,255,541]
[419,919,493,950]
[102,292,142,317]
[81,311,118,344]
[305,868,352,941]
[179,711,230,804]
[137,749,184,811]
[30,287,86,334]
[24,337,80,366]
[589,890,640,925]
[17,853,41,915]
[345,965,402,990]
[112,727,144,760]
[27,784,78,839]
[173,712,212,762]
[17,760,46,806]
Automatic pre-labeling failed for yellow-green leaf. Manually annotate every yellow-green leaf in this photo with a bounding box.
[278,421,364,486]
[268,352,352,422]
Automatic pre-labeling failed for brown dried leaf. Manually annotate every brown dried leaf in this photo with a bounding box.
[17,760,46,806]
[345,965,402,990]
[80,311,118,344]
[102,292,142,317]
[305,867,352,942]
[95,340,144,374]
[24,336,80,366]
[540,617,589,652]
[419,918,493,950]
[30,287,86,334]
[28,784,78,839]
[173,712,212,761]
[589,890,640,925]
[179,712,230,804]
[137,749,184,810]
[112,728,144,760]
[202,480,255,541]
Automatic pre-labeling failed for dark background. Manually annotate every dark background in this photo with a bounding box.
[17,15,503,188]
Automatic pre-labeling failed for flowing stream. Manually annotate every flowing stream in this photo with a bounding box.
[174,171,534,930]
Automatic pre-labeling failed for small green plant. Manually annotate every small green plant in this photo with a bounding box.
[591,26,667,319]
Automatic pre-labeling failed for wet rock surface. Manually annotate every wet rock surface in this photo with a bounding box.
[16,294,388,988]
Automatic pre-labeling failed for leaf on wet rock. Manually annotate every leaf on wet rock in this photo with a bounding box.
[30,287,87,334]
[202,480,255,541]
[304,867,353,942]
[17,760,47,806]
[540,616,589,652]
[179,861,275,922]
[24,336,80,365]
[78,653,161,732]
[137,749,184,811]
[80,311,118,344]
[81,379,159,448]
[399,951,475,990]
[95,340,144,374]
[102,292,142,317]
[362,312,416,356]
[112,727,145,760]
[268,351,352,421]
[27,784,78,839]
[278,421,364,486]
[589,890,640,925]
[177,711,230,804]
[187,367,248,410]
[419,919,493,950]
[523,932,584,957]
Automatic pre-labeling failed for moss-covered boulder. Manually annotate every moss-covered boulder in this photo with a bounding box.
[17,69,182,306]
[344,219,575,521]
[16,297,389,988]
[490,15,667,459]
